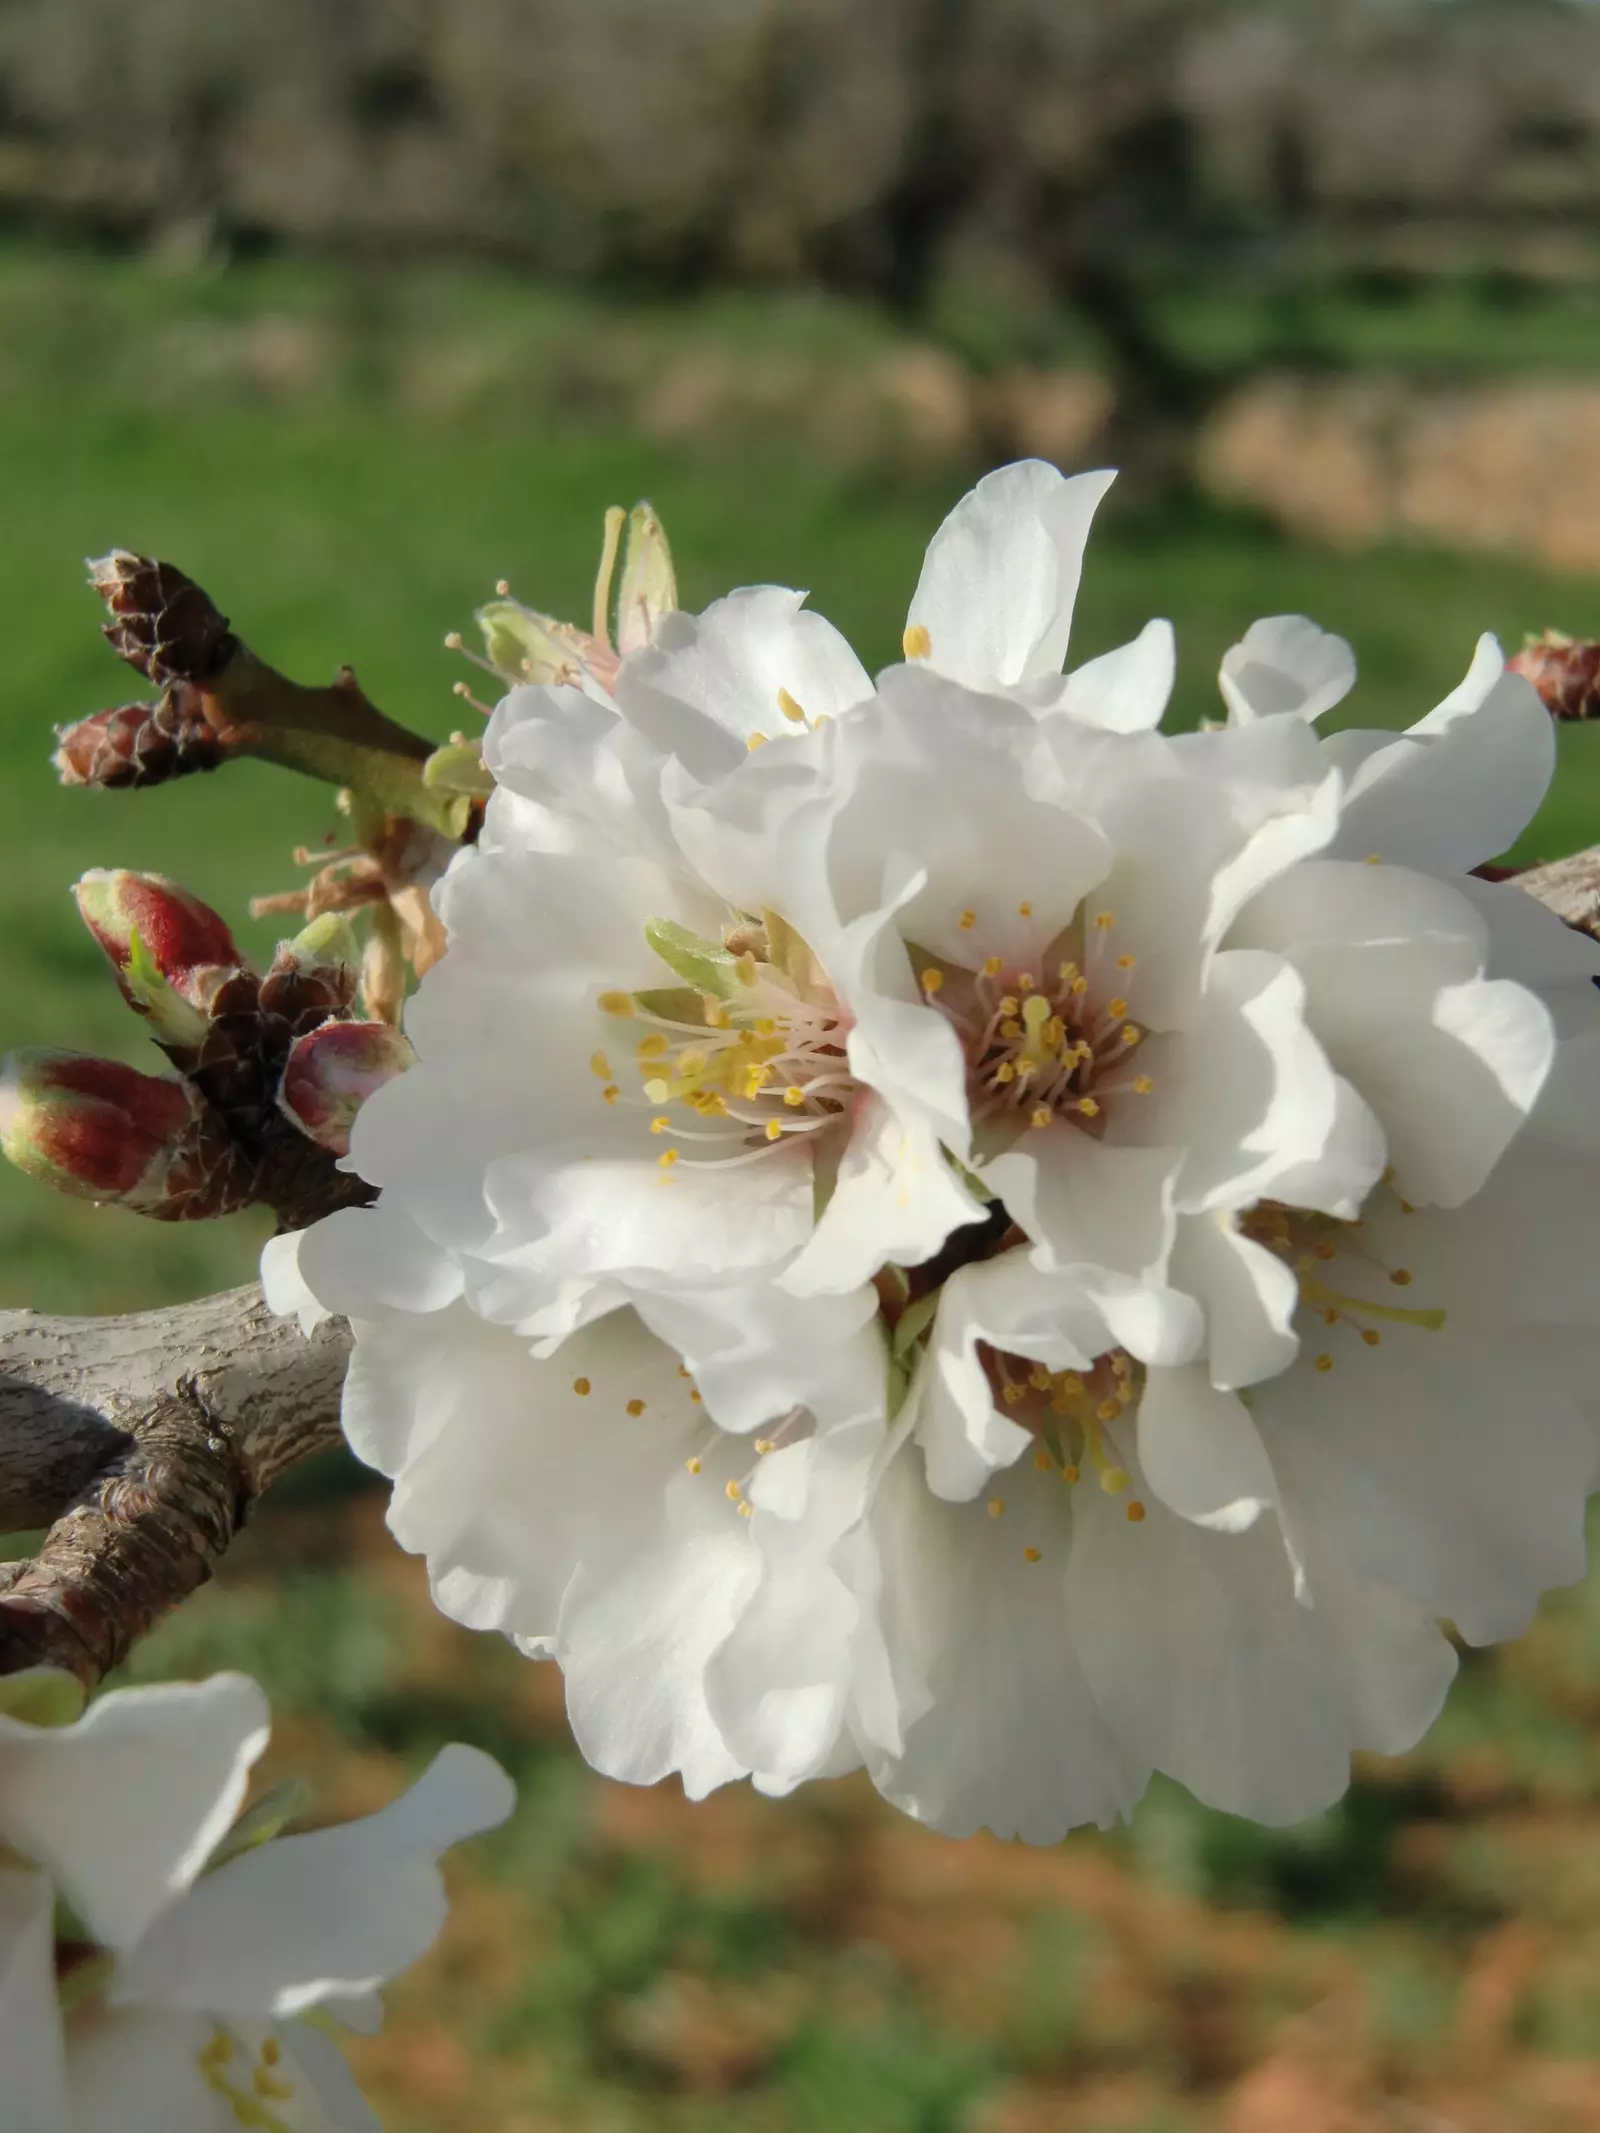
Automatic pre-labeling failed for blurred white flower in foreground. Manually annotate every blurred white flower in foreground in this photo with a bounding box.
[271,459,1600,1845]
[0,1669,512,2131]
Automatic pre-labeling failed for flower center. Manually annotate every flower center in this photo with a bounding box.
[975,1342,1150,1557]
[595,912,855,1177]
[196,2026,299,2131]
[1240,1194,1445,1372]
[917,904,1152,1146]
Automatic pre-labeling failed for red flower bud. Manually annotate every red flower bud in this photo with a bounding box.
[279,1019,416,1156]
[73,872,244,1046]
[0,1050,255,1218]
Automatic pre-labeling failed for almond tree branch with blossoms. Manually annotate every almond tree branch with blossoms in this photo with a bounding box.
[4,466,1600,2125]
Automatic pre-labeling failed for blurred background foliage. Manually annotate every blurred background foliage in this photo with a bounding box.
[8,1,1600,2127]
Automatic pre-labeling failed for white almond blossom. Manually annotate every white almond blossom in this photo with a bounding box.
[0,1669,513,2131]
[269,459,1600,1844]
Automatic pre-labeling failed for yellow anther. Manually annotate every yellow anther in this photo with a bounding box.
[1390,1268,1413,1287]
[1399,1198,1416,1214]
[1360,1328,1381,1347]
[737,952,759,987]
[1070,974,1088,995]
[1023,1546,1043,1563]
[738,1500,754,1518]
[747,732,768,751]
[676,1046,709,1076]
[1058,960,1079,983]
[1076,1097,1100,1118]
[573,1377,592,1396]
[998,995,1019,1018]
[1364,852,1381,865]
[783,1085,806,1107]
[637,1034,669,1060]
[1314,1354,1334,1373]
[1018,901,1033,919]
[678,1364,692,1378]
[987,1497,1006,1518]
[626,1398,647,1416]
[1321,1308,1339,1325]
[1121,1025,1140,1047]
[1029,1366,1052,1391]
[1016,972,1036,993]
[959,909,976,930]
[753,1018,778,1035]
[689,1388,703,1403]
[1033,1444,1053,1471]
[777,687,807,724]
[754,1438,775,1455]
[602,1085,619,1104]
[1107,997,1128,1021]
[659,1149,680,1169]
[1062,1463,1081,1484]
[1116,953,1136,971]
[1111,1352,1131,1376]
[994,1061,1016,1084]
[921,968,945,995]
[589,1050,613,1080]
[1097,1399,1120,1423]
[1094,911,1115,931]
[1132,1075,1154,1095]
[765,1120,784,1141]
[261,2040,281,2070]
[1003,1383,1025,1405]
[650,1116,670,1133]
[686,1456,702,1474]
[1001,1019,1023,1042]
[598,991,635,1018]
[725,1479,743,1502]
[983,955,1005,977]
[1031,1106,1053,1129]
[1125,1500,1147,1524]
[1099,1466,1131,1494]
[1042,1016,1065,1049]
[903,622,932,659]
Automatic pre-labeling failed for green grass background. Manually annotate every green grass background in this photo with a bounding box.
[8,242,1600,2130]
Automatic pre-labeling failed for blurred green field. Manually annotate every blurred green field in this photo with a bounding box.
[9,245,1600,2132]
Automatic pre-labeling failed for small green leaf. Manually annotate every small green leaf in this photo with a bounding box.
[0,1668,86,1729]
[204,1778,311,1873]
[633,987,709,1025]
[644,917,741,1001]
[892,1291,942,1358]
[423,741,495,798]
[762,909,823,995]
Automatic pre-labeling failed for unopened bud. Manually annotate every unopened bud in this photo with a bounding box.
[614,502,678,656]
[255,920,360,1036]
[53,688,224,789]
[85,550,234,686]
[279,1018,416,1155]
[422,738,495,798]
[1509,630,1600,721]
[73,870,243,1045]
[473,600,619,694]
[0,1050,254,1218]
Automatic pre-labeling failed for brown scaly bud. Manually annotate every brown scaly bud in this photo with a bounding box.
[279,1018,416,1156]
[1508,631,1600,721]
[72,870,247,1049]
[85,550,236,687]
[187,918,361,1147]
[53,687,225,790]
[0,1050,255,1220]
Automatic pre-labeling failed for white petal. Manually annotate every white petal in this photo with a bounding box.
[1136,1364,1277,1532]
[630,1279,884,1437]
[1047,618,1175,732]
[259,1231,332,1337]
[617,587,870,783]
[115,1745,512,2022]
[294,1204,463,1322]
[864,1450,1145,1842]
[905,462,1116,689]
[1069,1481,1455,1825]
[0,1869,69,2133]
[1169,1212,1299,1390]
[1326,635,1554,871]
[985,1134,1179,1285]
[277,2021,384,2131]
[0,1676,269,1954]
[63,2008,221,2133]
[782,1094,987,1298]
[1218,615,1356,726]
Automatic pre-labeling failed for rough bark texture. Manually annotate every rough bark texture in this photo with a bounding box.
[0,1284,350,1681]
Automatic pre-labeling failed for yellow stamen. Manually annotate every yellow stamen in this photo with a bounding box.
[987,1497,1006,1518]
[776,687,807,724]
[903,622,932,659]
[659,1149,679,1169]
[1126,1500,1147,1524]
[1031,1106,1052,1129]
[573,1377,591,1396]
[1314,1354,1334,1373]
[589,1050,613,1080]
[1062,1463,1081,1484]
[1018,901,1033,919]
[1094,911,1115,931]
[921,968,945,995]
[765,1120,784,1141]
[686,1457,702,1474]
[994,1061,1016,1084]
[602,1085,619,1104]
[1116,953,1136,971]
[784,1086,806,1107]
[747,732,768,751]
[598,991,635,1017]
[738,1500,754,1518]
[1076,1097,1100,1118]
[1033,1445,1052,1471]
[959,909,976,931]
[725,1479,742,1502]
[1390,1268,1413,1287]
[1023,1546,1043,1564]
[984,955,1005,977]
[637,1034,669,1059]
[626,1398,646,1416]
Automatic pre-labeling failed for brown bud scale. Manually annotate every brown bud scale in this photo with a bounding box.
[54,689,224,790]
[87,551,235,686]
[1509,632,1600,721]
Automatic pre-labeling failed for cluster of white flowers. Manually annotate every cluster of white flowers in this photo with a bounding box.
[0,1667,512,2131]
[269,460,1600,1843]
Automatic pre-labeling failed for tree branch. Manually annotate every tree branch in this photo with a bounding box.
[0,1284,349,1682]
[0,846,1595,1684]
